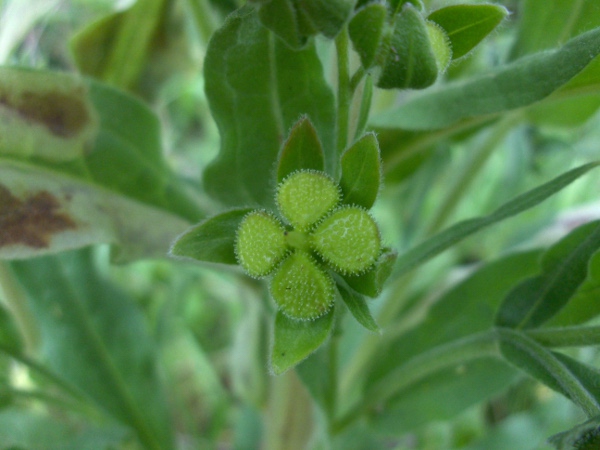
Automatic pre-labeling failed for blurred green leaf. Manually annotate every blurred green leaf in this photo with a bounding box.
[296,343,334,412]
[549,250,600,327]
[371,26,600,130]
[339,133,381,209]
[276,116,325,183]
[0,68,202,261]
[549,415,600,450]
[70,0,166,90]
[377,4,439,90]
[428,4,508,59]
[392,162,600,278]
[0,408,127,450]
[496,221,600,329]
[203,6,335,207]
[499,328,600,417]
[510,0,600,60]
[337,282,379,332]
[10,250,174,450]
[271,309,334,375]
[170,208,253,265]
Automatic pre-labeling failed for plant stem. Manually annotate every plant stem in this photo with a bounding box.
[0,263,39,355]
[527,325,600,348]
[334,331,499,432]
[498,328,600,418]
[335,27,352,164]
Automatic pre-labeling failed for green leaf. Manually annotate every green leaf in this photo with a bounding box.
[428,4,508,60]
[392,162,600,278]
[270,309,334,375]
[342,247,397,297]
[496,221,600,329]
[170,208,253,265]
[337,282,379,332]
[0,69,201,261]
[203,6,335,207]
[296,343,334,411]
[69,0,165,90]
[297,0,353,38]
[377,4,439,90]
[510,0,600,59]
[348,3,387,69]
[10,250,174,449]
[549,250,600,327]
[371,26,600,130]
[0,408,127,450]
[276,117,325,183]
[498,328,600,417]
[339,133,381,209]
[549,416,600,450]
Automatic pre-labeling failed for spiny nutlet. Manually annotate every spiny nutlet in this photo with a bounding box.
[276,169,341,231]
[311,206,381,275]
[235,210,288,278]
[270,250,335,321]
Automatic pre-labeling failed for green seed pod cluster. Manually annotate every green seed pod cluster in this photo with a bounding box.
[235,169,383,321]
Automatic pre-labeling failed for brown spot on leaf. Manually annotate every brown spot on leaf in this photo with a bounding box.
[0,90,90,138]
[0,184,77,248]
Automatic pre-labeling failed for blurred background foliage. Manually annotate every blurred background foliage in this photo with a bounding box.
[0,0,600,449]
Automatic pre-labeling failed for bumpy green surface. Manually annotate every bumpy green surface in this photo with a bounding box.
[276,170,340,231]
[312,207,381,275]
[270,251,335,320]
[235,211,288,278]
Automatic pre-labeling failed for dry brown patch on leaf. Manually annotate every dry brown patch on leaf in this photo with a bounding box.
[0,184,77,248]
[0,89,90,138]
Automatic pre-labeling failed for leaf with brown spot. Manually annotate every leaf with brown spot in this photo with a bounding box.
[0,68,98,162]
[0,184,76,249]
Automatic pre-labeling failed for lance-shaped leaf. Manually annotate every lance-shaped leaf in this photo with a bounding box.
[203,6,335,207]
[496,221,600,329]
[0,68,202,261]
[392,162,600,279]
[337,282,379,332]
[428,4,508,59]
[10,250,174,449]
[170,208,253,265]
[339,133,381,209]
[371,26,600,130]
[276,117,325,183]
[270,309,334,375]
[377,4,439,90]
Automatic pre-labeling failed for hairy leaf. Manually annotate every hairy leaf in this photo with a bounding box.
[203,6,335,207]
[428,4,508,59]
[170,208,253,265]
[337,282,379,333]
[339,133,381,209]
[276,117,325,183]
[270,309,334,375]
